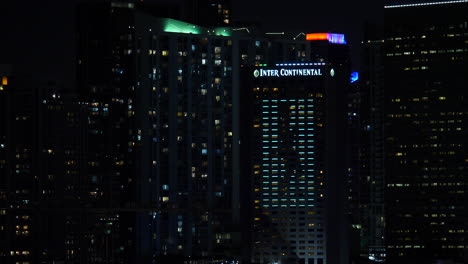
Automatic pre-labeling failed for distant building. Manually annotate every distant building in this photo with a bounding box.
[0,65,11,261]
[384,1,468,263]
[182,0,232,26]
[0,67,85,264]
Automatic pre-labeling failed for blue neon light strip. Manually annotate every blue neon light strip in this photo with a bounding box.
[276,62,326,66]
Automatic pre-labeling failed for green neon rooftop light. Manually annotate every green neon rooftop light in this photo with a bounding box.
[213,27,232,37]
[162,18,204,34]
[161,18,232,37]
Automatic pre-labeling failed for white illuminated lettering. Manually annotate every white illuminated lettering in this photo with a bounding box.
[255,68,323,78]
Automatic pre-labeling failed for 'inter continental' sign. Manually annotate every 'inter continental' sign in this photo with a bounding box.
[253,68,323,78]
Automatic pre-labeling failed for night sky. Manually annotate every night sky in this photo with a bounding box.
[0,0,383,89]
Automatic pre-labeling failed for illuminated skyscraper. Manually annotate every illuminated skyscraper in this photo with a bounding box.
[384,1,468,263]
[246,64,329,264]
[241,43,350,263]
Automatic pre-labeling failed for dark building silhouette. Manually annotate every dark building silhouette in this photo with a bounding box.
[348,25,386,263]
[384,1,468,263]
[0,65,11,261]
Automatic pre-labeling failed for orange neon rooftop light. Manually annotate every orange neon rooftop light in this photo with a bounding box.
[306,33,328,41]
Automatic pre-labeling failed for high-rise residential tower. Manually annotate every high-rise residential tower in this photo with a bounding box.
[77,3,242,263]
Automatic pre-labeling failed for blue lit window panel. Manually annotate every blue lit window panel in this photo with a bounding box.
[328,33,347,44]
[350,71,359,83]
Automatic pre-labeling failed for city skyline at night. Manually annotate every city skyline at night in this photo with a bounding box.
[1,0,467,264]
